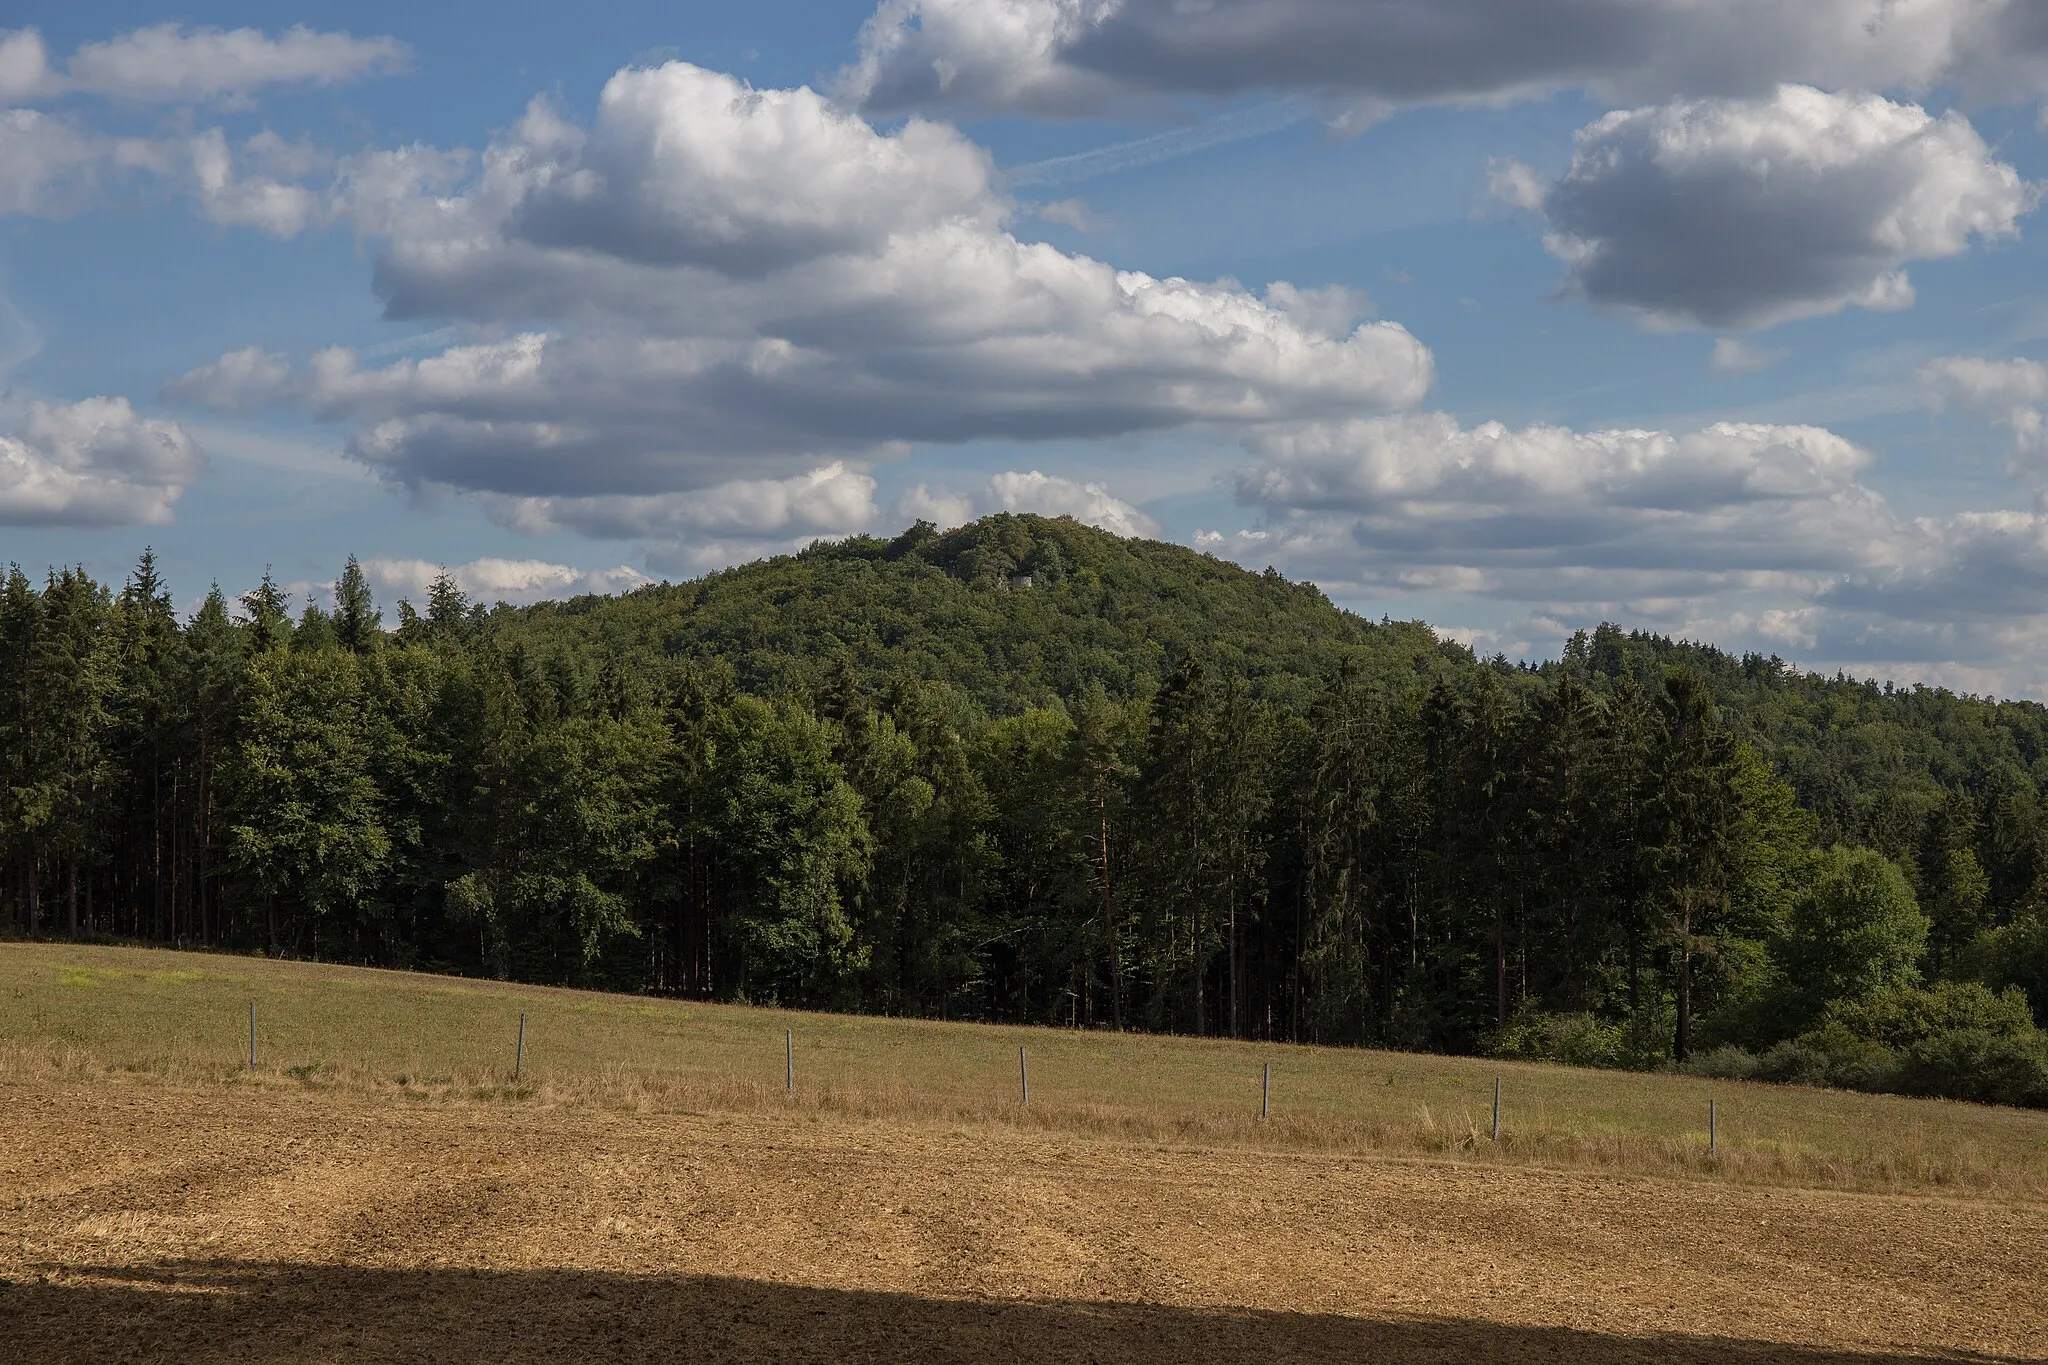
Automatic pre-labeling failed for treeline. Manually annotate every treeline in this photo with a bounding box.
[4,524,2048,1108]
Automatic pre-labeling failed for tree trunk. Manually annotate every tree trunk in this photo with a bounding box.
[1627,913,1641,1014]
[1674,895,1694,1062]
[1097,786,1123,1032]
[1494,904,1508,1026]
[1228,871,1239,1041]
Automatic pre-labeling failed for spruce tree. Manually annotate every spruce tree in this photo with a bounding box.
[239,569,295,653]
[294,597,339,653]
[1653,669,1741,1061]
[333,555,381,654]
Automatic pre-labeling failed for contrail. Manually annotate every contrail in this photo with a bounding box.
[1005,102,1312,188]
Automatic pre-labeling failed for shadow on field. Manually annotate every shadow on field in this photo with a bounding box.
[0,1261,2013,1365]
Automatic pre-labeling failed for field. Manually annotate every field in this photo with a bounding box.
[2,942,2045,1362]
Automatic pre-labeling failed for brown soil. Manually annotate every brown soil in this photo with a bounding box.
[1,1077,2042,1363]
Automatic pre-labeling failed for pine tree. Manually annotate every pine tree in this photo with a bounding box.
[27,569,116,937]
[0,567,39,931]
[183,587,245,943]
[1653,669,1742,1061]
[1525,671,1608,1011]
[294,597,339,653]
[333,555,381,654]
[239,569,294,653]
[427,571,471,643]
[1599,675,1661,1026]
[110,550,188,938]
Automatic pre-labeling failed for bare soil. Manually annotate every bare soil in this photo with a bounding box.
[1,1077,2042,1363]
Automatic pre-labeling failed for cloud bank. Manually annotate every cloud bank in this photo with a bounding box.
[900,468,1161,537]
[1205,408,2048,692]
[842,0,2048,119]
[168,61,1434,549]
[363,555,650,606]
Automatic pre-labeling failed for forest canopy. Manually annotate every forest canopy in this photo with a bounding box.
[6,515,2048,1107]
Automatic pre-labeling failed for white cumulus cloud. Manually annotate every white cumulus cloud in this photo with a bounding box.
[1504,86,2033,331]
[362,556,651,606]
[167,60,1433,518]
[1228,412,1904,602]
[481,462,880,540]
[898,468,1160,537]
[0,396,203,526]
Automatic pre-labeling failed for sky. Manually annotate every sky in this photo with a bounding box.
[8,3,2048,695]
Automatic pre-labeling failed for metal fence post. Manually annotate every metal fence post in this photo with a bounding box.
[1492,1077,1501,1141]
[516,1012,526,1081]
[786,1029,794,1094]
[1261,1062,1271,1121]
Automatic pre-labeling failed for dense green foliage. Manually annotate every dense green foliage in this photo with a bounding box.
[6,516,2048,1106]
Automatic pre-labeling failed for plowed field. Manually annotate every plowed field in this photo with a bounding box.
[2,1078,2044,1363]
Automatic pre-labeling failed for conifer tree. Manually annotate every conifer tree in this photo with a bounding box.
[239,570,294,653]
[333,555,381,654]
[294,597,338,653]
[0,567,39,930]
[427,571,471,643]
[28,569,116,936]
[110,550,187,937]
[1653,669,1741,1061]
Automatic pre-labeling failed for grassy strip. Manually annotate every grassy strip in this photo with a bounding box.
[4,941,2045,1199]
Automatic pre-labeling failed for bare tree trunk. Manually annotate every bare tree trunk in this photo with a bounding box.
[1228,871,1239,1041]
[1674,894,1694,1062]
[152,761,164,941]
[1098,787,1123,1031]
[1494,906,1508,1026]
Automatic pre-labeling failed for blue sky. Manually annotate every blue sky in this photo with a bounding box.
[8,2,2048,694]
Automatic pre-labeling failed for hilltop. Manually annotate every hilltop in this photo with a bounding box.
[486,514,1458,712]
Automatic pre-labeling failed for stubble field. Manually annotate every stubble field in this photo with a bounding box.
[1,942,2044,1362]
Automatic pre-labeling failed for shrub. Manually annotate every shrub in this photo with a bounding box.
[1753,1038,1837,1087]
[1680,1044,1759,1081]
[1760,1022,1896,1090]
[1963,914,2048,1028]
[1487,1010,1665,1071]
[1821,981,2035,1051]
[1752,984,2048,1108]
[1891,1029,2048,1107]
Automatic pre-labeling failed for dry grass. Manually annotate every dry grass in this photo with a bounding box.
[4,940,2046,1199]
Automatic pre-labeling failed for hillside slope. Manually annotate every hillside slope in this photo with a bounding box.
[489,514,1459,711]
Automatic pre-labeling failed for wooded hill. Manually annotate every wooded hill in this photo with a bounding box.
[490,515,1446,710]
[5,514,2047,1106]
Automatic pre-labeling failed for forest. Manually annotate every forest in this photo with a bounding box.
[5,514,2048,1107]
